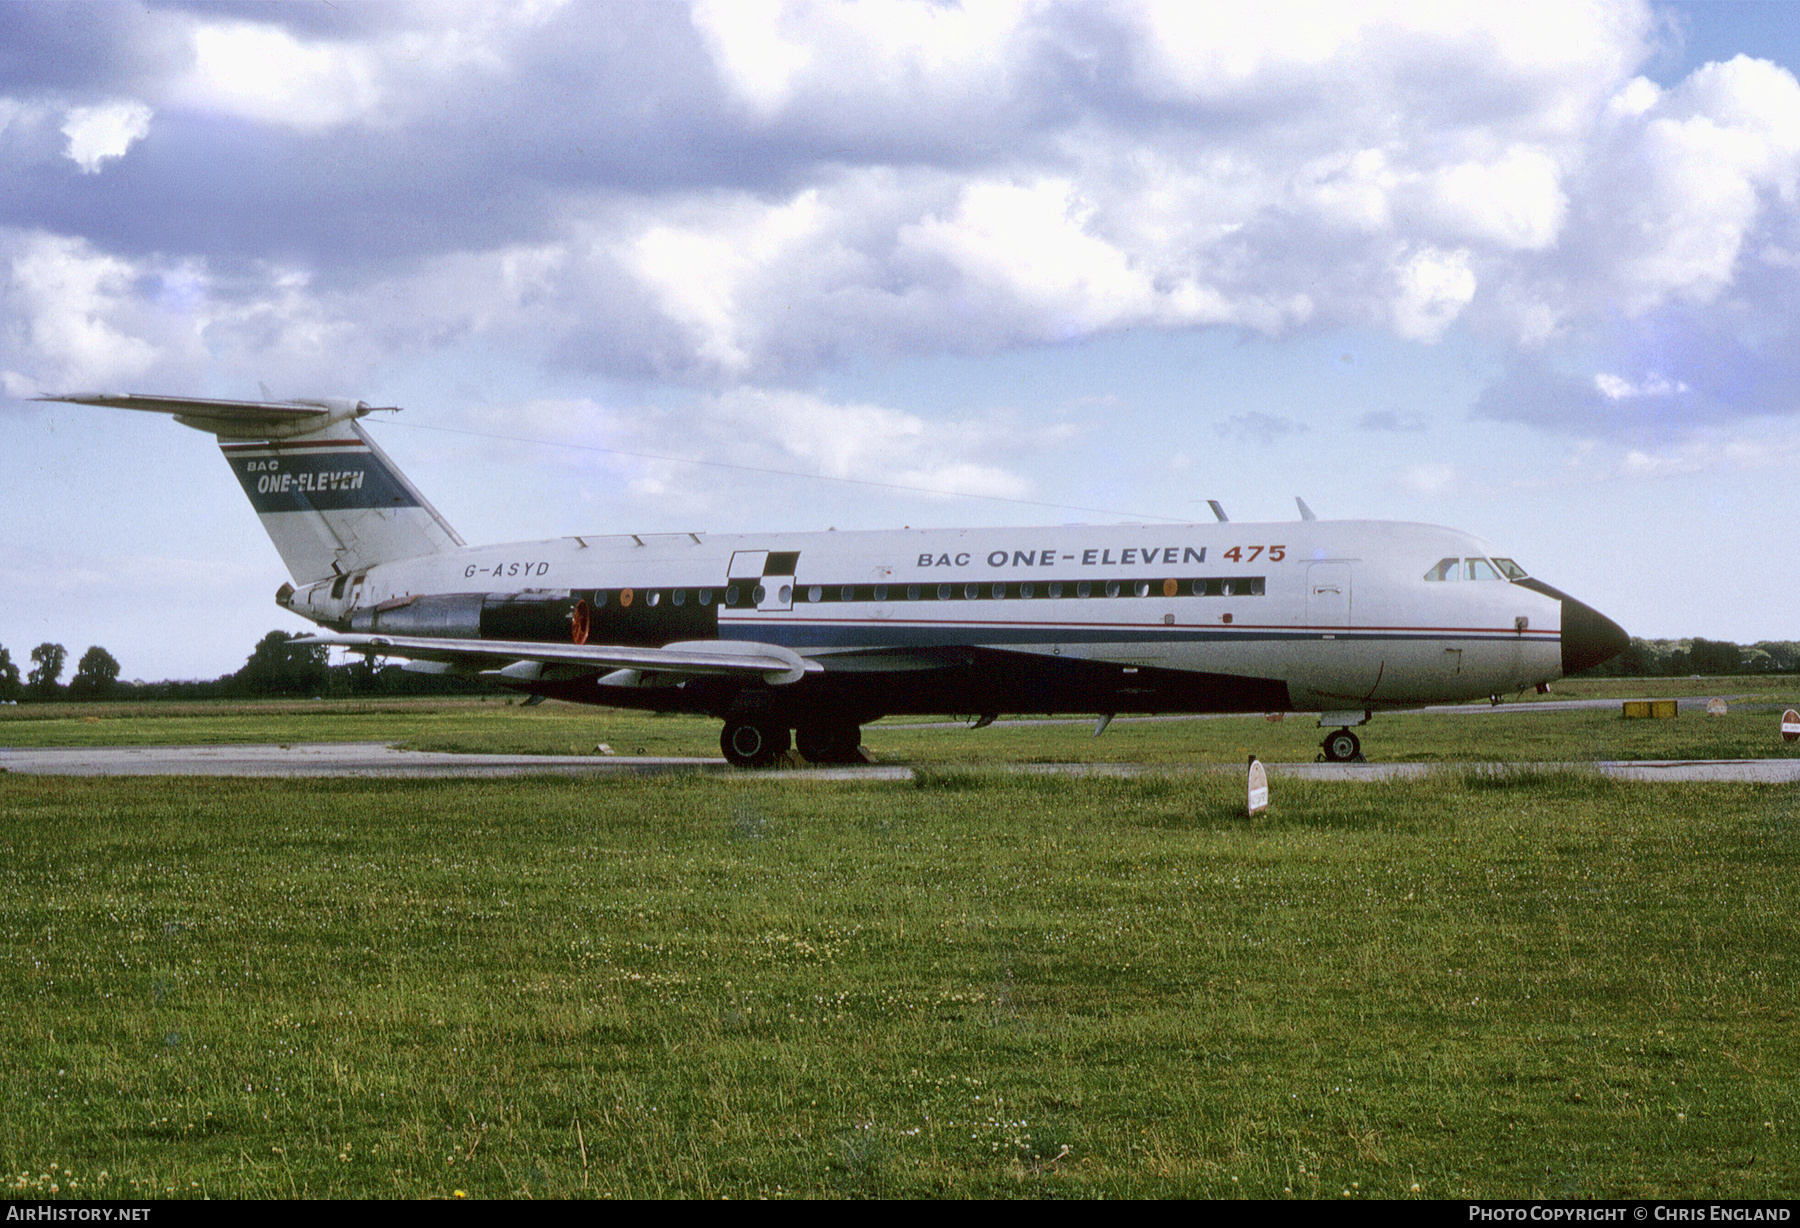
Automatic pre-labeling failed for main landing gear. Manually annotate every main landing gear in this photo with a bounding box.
[720,720,864,768]
[721,721,790,768]
[794,721,863,764]
[1319,728,1363,763]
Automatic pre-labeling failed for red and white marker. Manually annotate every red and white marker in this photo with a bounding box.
[1247,755,1269,816]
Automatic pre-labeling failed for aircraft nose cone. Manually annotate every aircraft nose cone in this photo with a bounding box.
[1561,595,1629,676]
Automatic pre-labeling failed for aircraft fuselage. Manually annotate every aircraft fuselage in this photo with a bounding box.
[281,518,1607,728]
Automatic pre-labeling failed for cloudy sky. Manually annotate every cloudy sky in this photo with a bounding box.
[5,0,1800,682]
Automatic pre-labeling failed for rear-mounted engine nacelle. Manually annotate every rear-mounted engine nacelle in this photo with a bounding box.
[345,590,583,641]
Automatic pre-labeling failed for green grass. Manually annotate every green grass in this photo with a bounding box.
[868,705,1800,765]
[0,697,607,752]
[2,769,1795,1198]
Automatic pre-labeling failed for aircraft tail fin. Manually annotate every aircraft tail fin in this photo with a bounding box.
[40,392,464,584]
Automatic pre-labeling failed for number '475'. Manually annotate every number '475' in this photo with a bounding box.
[1222,545,1285,562]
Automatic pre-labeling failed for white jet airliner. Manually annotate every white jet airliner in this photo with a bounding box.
[45,392,1628,765]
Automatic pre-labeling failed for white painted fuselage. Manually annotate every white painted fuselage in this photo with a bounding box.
[282,518,1572,714]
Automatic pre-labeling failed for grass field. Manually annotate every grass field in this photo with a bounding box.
[3,760,1797,1198]
[2,685,1797,1198]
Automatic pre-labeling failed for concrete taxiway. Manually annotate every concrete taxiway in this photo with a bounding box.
[4,741,1799,783]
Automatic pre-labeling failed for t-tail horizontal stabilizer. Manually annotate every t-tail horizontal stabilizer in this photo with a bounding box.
[41,392,464,585]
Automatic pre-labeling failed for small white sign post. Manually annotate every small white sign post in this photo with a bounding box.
[1247,755,1269,816]
[1782,709,1800,744]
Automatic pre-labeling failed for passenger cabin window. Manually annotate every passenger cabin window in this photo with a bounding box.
[700,573,1266,607]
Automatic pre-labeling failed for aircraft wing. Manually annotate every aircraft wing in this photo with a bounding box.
[299,633,820,686]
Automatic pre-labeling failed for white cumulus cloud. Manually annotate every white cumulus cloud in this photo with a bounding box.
[1392,247,1476,341]
[1403,462,1458,495]
[4,232,162,386]
[61,101,152,173]
[714,387,1031,500]
[1594,372,1689,399]
[1584,55,1800,314]
[171,20,383,129]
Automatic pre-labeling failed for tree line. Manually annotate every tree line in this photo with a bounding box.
[0,632,484,702]
[1576,637,1800,678]
[3,631,1797,703]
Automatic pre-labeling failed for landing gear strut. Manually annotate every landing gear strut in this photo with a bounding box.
[1320,728,1362,763]
[721,721,790,768]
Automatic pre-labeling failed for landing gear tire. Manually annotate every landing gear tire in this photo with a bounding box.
[721,722,791,768]
[1320,728,1361,763]
[796,722,862,764]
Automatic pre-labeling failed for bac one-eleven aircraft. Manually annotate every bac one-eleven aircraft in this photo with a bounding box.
[46,392,1629,765]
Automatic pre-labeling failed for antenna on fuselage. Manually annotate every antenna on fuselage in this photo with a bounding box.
[1207,500,1228,522]
[1296,497,1317,521]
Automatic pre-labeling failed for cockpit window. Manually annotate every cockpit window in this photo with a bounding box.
[1425,556,1519,582]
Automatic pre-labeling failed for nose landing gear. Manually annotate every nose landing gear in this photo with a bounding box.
[1319,728,1363,763]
